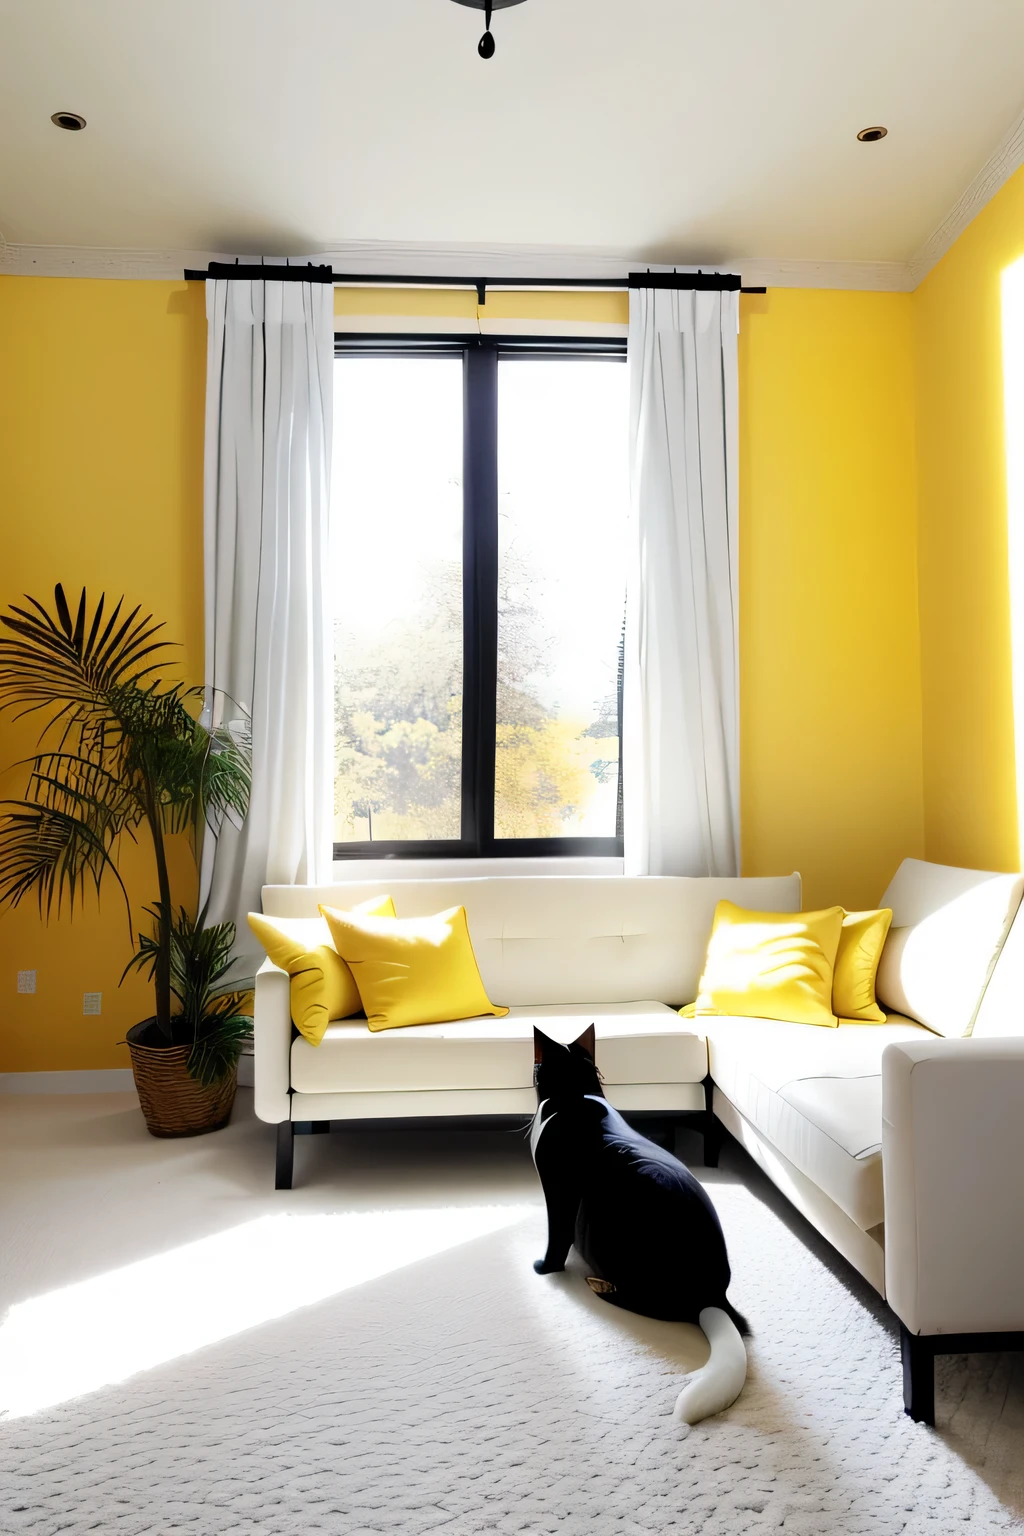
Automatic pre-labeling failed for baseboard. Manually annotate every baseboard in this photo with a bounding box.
[0,1054,254,1093]
[0,1068,137,1094]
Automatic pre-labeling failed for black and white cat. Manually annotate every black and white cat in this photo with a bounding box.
[530,1026,748,1425]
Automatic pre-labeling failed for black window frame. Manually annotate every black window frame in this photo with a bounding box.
[332,331,627,862]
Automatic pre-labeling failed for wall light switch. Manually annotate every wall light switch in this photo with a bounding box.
[82,992,102,1016]
[17,970,37,994]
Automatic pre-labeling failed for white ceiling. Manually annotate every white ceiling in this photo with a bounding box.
[1,0,1023,271]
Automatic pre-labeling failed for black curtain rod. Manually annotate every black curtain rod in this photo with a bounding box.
[184,262,335,283]
[182,262,767,296]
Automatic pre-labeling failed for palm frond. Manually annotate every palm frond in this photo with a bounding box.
[194,719,252,834]
[122,904,253,1082]
[123,688,251,840]
[120,903,164,985]
[0,751,141,925]
[107,684,223,830]
[0,586,251,1045]
[0,800,131,922]
[186,1005,253,1088]
[167,909,241,1019]
[23,751,142,833]
[121,936,160,986]
[0,585,174,727]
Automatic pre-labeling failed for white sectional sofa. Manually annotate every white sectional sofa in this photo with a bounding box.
[255,870,797,1131]
[253,857,1024,1423]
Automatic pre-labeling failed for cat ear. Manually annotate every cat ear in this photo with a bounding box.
[533,1028,553,1064]
[533,1027,567,1064]
[569,1025,596,1061]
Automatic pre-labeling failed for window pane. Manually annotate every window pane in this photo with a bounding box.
[495,357,628,839]
[331,356,463,843]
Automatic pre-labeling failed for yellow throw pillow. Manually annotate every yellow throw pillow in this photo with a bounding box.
[686,900,845,1028]
[247,896,396,1046]
[320,903,509,1032]
[833,908,892,1023]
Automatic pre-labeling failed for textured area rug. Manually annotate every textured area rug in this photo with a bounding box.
[1,1102,1022,1535]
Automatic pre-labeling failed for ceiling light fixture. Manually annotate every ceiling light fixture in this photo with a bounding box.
[856,126,887,142]
[51,111,87,131]
[450,0,528,59]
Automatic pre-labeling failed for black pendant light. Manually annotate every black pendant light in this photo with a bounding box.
[450,0,528,58]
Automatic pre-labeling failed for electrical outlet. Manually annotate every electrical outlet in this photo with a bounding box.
[82,992,102,1016]
[17,970,37,994]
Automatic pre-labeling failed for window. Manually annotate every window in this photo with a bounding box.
[330,335,628,859]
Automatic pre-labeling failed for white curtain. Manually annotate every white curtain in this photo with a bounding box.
[623,285,740,877]
[200,276,334,941]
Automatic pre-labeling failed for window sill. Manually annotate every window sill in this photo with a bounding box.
[330,854,624,880]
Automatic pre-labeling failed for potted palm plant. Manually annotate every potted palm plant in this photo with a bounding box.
[0,584,253,1136]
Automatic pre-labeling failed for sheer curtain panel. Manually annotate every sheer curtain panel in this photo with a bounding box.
[623,285,740,877]
[200,276,334,939]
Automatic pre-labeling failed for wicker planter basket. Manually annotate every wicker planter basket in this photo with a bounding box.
[126,1019,237,1138]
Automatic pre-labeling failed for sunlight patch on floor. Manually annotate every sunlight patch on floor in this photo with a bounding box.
[0,1204,532,1417]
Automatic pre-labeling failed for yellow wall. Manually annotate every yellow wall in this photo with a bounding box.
[0,278,206,1072]
[738,289,924,908]
[333,286,629,332]
[0,274,923,1071]
[914,163,1024,873]
[8,217,1023,1070]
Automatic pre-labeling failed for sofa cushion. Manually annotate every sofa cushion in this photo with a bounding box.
[247,898,395,1044]
[320,903,508,1032]
[875,858,1024,1037]
[832,908,891,1022]
[694,901,844,1027]
[704,1015,930,1230]
[290,1001,708,1095]
[264,874,802,1009]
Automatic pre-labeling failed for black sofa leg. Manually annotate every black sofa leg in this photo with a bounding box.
[275,1121,294,1191]
[671,1117,693,1159]
[901,1325,935,1425]
[701,1075,721,1167]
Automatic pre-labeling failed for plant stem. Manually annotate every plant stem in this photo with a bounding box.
[143,775,174,1040]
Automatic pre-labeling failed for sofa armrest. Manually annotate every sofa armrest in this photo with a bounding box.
[253,956,292,1124]
[882,1036,1024,1335]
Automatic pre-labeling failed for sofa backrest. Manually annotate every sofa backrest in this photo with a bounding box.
[876,858,1024,1037]
[261,873,802,1008]
[969,892,1024,1038]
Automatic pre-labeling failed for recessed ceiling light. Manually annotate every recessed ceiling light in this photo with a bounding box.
[856,126,887,143]
[51,111,87,131]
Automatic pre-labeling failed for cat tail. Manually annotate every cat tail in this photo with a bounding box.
[672,1306,747,1426]
[721,1298,750,1337]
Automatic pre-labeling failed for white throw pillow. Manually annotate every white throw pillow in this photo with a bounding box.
[875,859,1024,1037]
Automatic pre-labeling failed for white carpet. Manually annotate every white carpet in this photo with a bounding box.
[1,1095,1022,1535]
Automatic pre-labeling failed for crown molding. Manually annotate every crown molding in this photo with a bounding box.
[0,242,234,279]
[907,100,1024,289]
[327,244,914,291]
[737,257,912,292]
[315,242,914,290]
[0,244,318,280]
[321,239,647,280]
[0,237,913,292]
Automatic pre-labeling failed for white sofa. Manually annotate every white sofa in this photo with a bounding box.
[253,858,1024,1423]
